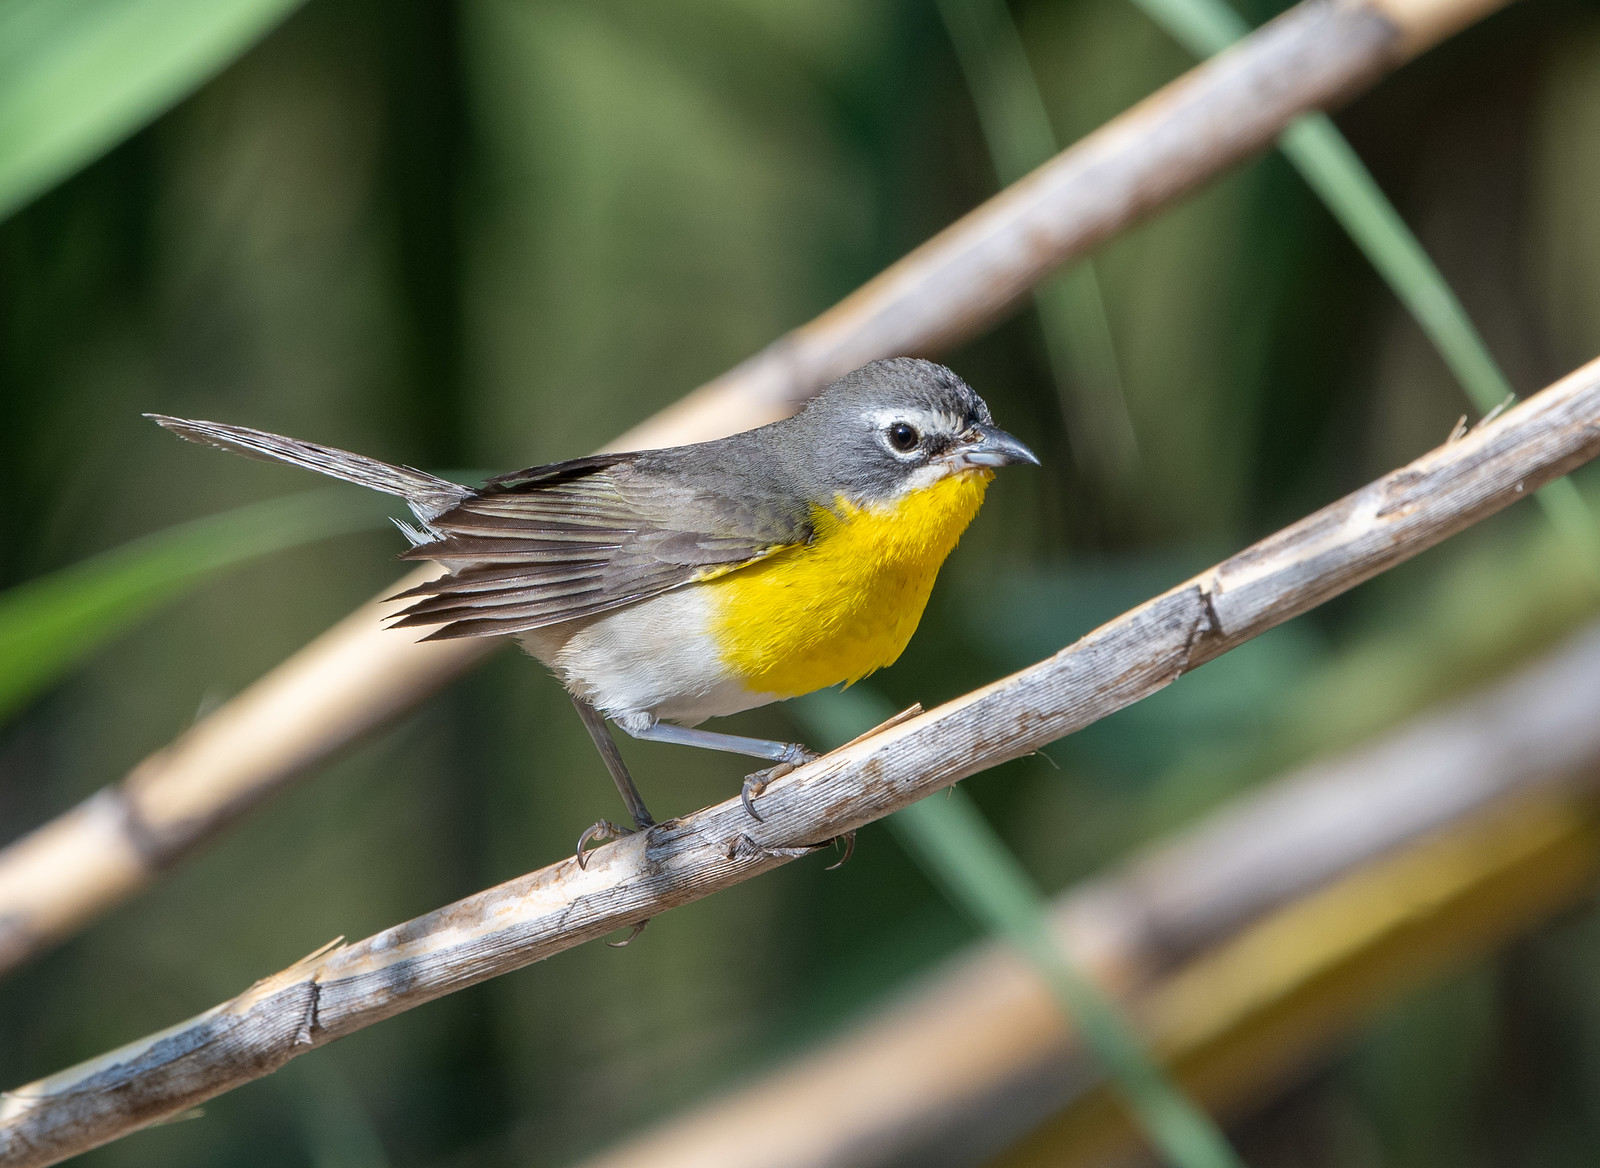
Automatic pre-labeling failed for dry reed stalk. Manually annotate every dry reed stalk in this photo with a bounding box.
[0,0,1519,977]
[3,347,1595,1168]
[574,620,1600,1168]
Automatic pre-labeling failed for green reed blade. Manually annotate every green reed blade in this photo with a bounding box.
[0,0,306,221]
[936,0,1140,488]
[1123,0,1600,578]
[894,791,1245,1168]
[0,488,388,722]
[794,687,1245,1168]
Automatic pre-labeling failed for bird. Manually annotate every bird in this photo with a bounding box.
[148,357,1038,862]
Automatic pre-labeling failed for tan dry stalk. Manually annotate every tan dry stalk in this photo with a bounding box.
[3,347,1597,1168]
[575,620,1600,1168]
[0,0,1520,977]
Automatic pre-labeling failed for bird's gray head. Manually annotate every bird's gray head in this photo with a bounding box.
[783,357,1039,505]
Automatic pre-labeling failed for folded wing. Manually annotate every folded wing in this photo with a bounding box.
[391,455,808,639]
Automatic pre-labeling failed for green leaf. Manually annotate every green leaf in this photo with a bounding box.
[1122,0,1600,580]
[0,0,306,222]
[935,0,1139,488]
[893,792,1244,1168]
[793,687,1245,1168]
[0,488,388,722]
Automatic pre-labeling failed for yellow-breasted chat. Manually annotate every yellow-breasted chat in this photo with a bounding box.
[149,358,1038,859]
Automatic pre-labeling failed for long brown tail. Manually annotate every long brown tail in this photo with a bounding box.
[146,414,471,522]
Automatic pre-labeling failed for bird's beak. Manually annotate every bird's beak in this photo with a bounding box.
[954,425,1041,469]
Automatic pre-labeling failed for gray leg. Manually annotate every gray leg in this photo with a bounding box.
[571,696,656,830]
[619,719,815,767]
[617,717,817,822]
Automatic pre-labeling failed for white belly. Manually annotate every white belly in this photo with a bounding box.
[517,588,778,726]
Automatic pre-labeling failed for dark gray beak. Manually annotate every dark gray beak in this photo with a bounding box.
[956,425,1041,469]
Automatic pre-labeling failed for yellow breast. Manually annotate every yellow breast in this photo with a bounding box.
[708,469,992,699]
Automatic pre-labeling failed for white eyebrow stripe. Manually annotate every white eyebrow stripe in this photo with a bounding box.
[860,406,965,433]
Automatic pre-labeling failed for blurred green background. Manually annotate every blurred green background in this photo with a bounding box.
[6,0,1600,1164]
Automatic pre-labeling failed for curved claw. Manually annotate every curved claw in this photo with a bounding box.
[740,765,787,822]
[607,919,650,948]
[741,745,820,822]
[741,771,771,821]
[824,830,857,871]
[575,819,632,869]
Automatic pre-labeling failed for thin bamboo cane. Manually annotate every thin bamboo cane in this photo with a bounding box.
[3,348,1596,1168]
[0,0,1521,978]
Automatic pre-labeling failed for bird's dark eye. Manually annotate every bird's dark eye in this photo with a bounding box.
[887,422,920,452]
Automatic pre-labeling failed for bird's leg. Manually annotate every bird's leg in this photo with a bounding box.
[615,718,818,822]
[619,719,816,765]
[571,696,656,868]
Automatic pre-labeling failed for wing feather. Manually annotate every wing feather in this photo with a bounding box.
[388,450,808,638]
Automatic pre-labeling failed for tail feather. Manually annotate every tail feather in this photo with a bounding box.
[147,414,471,523]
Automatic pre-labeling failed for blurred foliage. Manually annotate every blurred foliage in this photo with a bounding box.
[801,688,1244,1167]
[897,786,1246,1168]
[5,1,1600,1167]
[1131,0,1600,578]
[0,0,308,219]
[935,0,1138,491]
[0,486,388,722]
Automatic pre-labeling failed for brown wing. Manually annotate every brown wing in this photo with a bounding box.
[387,453,808,639]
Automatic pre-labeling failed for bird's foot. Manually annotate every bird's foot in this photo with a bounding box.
[576,819,636,869]
[740,745,819,821]
[739,769,781,821]
[825,830,857,871]
[608,919,650,947]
